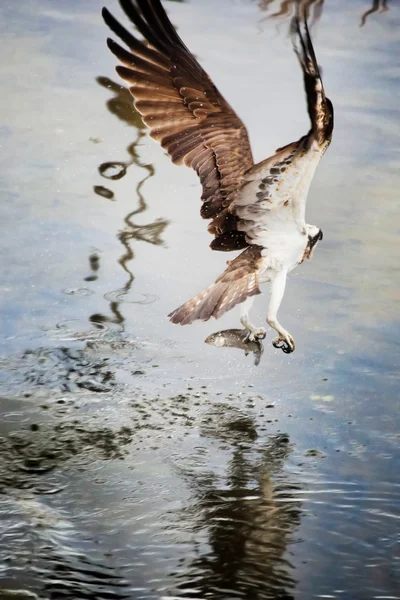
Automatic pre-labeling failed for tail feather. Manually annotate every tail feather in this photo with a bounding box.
[168,246,263,325]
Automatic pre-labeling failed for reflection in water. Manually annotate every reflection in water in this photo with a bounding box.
[258,0,390,26]
[96,76,145,130]
[360,0,389,27]
[205,328,264,366]
[93,185,115,200]
[40,550,132,600]
[98,161,127,180]
[84,252,100,283]
[173,410,300,598]
[0,498,132,599]
[258,0,325,24]
[91,77,169,329]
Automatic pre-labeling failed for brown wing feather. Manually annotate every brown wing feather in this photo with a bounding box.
[168,246,263,325]
[103,0,254,237]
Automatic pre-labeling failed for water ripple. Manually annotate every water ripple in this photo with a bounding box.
[61,288,94,297]
[42,319,124,341]
[104,289,159,305]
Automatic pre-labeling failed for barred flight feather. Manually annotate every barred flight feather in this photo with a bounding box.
[102,0,254,248]
[168,246,263,325]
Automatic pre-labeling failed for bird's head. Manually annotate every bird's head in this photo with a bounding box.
[304,224,323,259]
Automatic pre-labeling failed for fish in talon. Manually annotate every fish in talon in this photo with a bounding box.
[205,329,264,366]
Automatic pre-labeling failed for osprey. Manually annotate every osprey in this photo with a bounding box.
[103,0,334,353]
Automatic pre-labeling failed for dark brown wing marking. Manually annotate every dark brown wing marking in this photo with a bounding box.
[103,0,254,236]
[168,246,263,325]
[291,16,334,146]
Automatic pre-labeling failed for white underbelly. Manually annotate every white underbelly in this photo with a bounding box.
[256,231,308,279]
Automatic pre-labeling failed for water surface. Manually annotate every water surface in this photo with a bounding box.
[0,0,399,598]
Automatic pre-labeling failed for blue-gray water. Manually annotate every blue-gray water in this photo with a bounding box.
[0,0,399,598]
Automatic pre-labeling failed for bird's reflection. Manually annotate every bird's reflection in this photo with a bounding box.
[258,0,390,26]
[258,0,325,25]
[96,76,145,130]
[172,408,301,599]
[90,77,169,329]
[205,328,264,365]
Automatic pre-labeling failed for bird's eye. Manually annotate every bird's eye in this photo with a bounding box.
[318,229,323,241]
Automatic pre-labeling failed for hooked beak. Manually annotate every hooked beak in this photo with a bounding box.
[307,229,323,259]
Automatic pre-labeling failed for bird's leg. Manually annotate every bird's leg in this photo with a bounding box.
[267,270,295,353]
[240,297,266,341]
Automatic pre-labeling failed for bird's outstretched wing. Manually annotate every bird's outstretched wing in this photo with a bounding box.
[226,14,334,241]
[291,15,333,147]
[103,0,254,245]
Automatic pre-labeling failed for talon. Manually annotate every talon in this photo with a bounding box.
[272,334,295,354]
[253,328,266,340]
[244,327,266,343]
[244,332,255,343]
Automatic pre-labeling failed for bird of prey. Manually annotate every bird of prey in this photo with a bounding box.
[102,0,334,353]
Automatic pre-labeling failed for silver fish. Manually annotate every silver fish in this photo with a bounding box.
[205,329,264,366]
